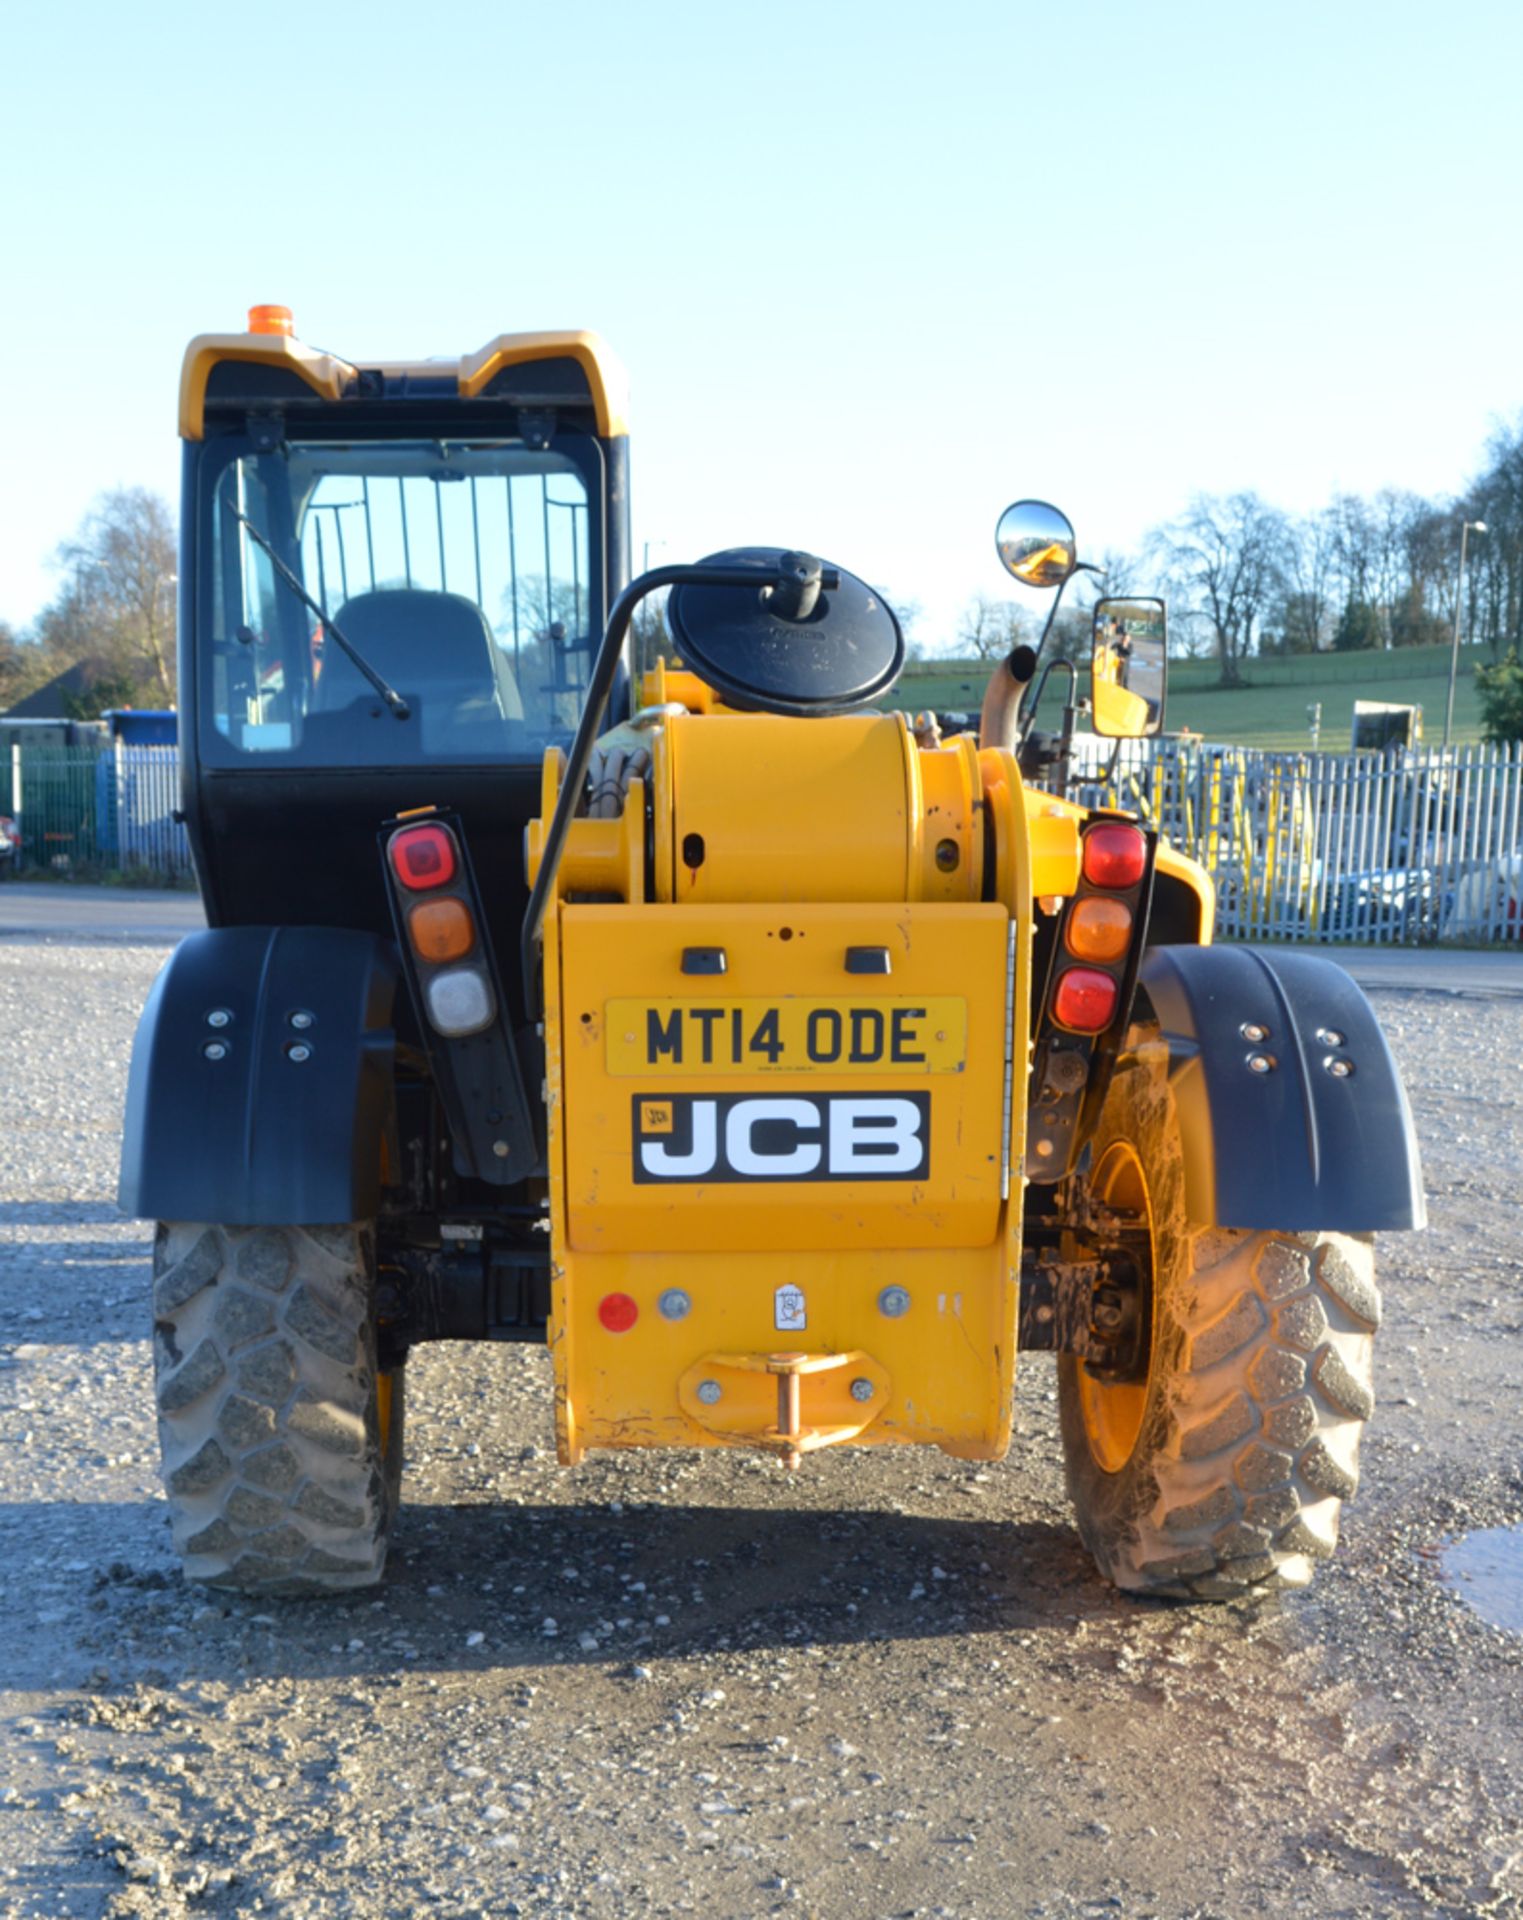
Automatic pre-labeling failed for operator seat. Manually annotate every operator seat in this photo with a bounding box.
[317,589,524,734]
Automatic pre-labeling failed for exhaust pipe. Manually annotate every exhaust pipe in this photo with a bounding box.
[978,644,1038,751]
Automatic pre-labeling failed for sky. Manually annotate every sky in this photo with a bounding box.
[2,0,1520,650]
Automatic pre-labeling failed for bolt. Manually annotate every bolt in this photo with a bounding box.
[1034,1137,1056,1158]
[286,1042,312,1063]
[289,1010,315,1030]
[1318,1027,1346,1047]
[1246,1052,1274,1074]
[934,838,960,872]
[1240,1021,1270,1043]
[206,1008,232,1029]
[492,1139,510,1158]
[658,1289,691,1322]
[202,1040,228,1061]
[878,1286,912,1319]
[850,1377,875,1403]
[1325,1055,1354,1078]
[696,1379,722,1405]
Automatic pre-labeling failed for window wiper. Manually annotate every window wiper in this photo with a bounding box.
[226,501,411,720]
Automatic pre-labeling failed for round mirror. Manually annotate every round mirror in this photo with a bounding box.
[995,500,1078,589]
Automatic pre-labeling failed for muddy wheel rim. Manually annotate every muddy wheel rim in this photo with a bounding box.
[1076,1139,1156,1475]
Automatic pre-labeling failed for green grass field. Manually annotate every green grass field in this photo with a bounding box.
[886,640,1492,750]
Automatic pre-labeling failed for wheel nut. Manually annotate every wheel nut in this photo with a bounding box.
[206,1008,232,1029]
[286,1042,312,1063]
[1318,1027,1345,1047]
[696,1379,722,1405]
[850,1377,875,1403]
[878,1286,911,1318]
[1325,1055,1354,1078]
[658,1289,691,1321]
[289,1009,315,1030]
[1240,1021,1270,1043]
[202,1040,228,1061]
[1246,1052,1274,1074]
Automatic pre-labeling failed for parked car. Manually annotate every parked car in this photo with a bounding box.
[0,815,20,874]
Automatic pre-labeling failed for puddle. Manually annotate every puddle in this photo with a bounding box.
[1443,1526,1523,1633]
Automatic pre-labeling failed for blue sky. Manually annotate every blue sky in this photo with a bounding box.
[2,0,1519,648]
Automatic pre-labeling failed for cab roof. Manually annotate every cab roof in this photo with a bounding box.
[179,322,629,441]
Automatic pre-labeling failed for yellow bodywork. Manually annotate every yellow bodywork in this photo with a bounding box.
[531,696,1209,1469]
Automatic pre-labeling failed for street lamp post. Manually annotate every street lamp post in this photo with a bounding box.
[1444,518,1487,748]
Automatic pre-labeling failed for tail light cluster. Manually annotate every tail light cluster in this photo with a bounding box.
[1028,818,1154,1182]
[1051,823,1148,1034]
[386,821,496,1037]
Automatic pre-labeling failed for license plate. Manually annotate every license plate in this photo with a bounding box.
[604,997,967,1076]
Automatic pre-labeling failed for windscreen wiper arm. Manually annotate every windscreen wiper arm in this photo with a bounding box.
[226,502,411,720]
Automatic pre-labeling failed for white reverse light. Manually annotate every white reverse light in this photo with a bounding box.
[425,967,495,1037]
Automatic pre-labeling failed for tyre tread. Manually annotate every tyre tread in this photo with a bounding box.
[153,1223,401,1593]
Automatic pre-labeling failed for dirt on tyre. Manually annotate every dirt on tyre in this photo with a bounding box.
[151,1222,403,1592]
[1058,1028,1380,1601]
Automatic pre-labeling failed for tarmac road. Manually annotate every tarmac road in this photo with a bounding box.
[1,881,1518,995]
[0,902,1520,1918]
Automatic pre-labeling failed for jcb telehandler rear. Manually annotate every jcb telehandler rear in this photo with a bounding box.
[121,309,1423,1600]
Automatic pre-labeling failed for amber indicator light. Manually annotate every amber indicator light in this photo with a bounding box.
[1065,895,1133,964]
[407,897,475,964]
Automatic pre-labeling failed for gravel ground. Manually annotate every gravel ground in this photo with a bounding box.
[1,935,1521,1920]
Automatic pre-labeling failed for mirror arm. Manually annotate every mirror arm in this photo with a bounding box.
[1014,569,1077,743]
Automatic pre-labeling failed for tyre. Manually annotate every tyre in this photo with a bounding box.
[151,1223,404,1593]
[1058,1029,1380,1600]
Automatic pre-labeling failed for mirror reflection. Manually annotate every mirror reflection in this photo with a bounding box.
[995,500,1077,589]
[1091,597,1167,738]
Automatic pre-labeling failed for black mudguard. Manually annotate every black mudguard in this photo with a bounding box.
[1137,945,1426,1233]
[119,927,399,1226]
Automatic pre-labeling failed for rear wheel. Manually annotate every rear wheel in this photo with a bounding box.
[152,1223,403,1592]
[1058,1030,1380,1600]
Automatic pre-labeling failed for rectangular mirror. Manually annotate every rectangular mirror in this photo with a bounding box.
[1091,597,1167,739]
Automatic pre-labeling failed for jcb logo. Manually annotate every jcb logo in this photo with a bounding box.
[631,1092,930,1184]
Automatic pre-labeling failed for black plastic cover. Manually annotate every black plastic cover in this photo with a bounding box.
[119,927,398,1226]
[666,547,904,716]
[1138,945,1426,1232]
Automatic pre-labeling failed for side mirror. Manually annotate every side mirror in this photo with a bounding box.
[995,500,1078,589]
[1091,597,1167,739]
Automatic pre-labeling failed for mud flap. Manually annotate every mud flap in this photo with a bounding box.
[119,926,398,1226]
[1137,944,1425,1232]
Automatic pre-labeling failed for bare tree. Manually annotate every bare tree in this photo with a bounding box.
[43,488,178,700]
[1275,506,1339,653]
[1153,493,1289,687]
[957,592,1037,662]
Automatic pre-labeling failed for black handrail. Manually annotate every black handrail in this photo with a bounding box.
[520,560,838,1019]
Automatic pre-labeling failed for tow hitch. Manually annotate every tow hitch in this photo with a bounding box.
[678,1349,892,1467]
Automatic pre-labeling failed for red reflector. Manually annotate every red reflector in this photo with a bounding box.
[597,1293,639,1333]
[1083,823,1147,891]
[1053,966,1118,1033]
[389,823,457,891]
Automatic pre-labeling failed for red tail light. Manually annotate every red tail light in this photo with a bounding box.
[1053,966,1118,1033]
[598,1293,639,1333]
[388,823,457,890]
[1083,823,1147,891]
